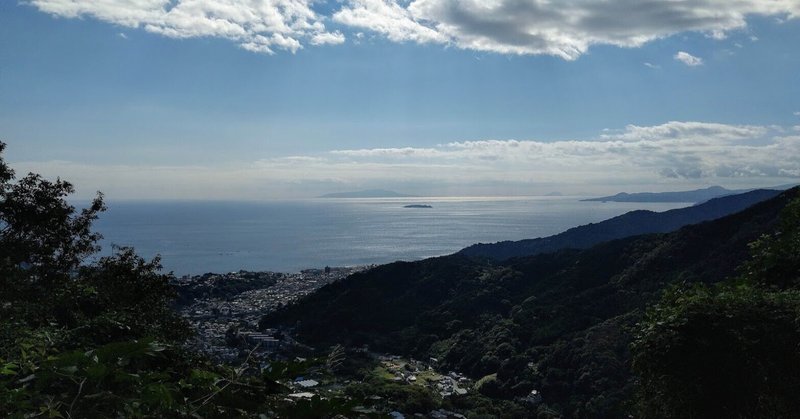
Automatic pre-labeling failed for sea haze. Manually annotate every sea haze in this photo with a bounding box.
[91,197,688,276]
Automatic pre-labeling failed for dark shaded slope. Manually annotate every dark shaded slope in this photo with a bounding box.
[262,188,799,417]
[458,188,781,260]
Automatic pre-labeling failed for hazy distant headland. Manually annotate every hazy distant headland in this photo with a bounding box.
[318,189,416,198]
[582,185,736,203]
[583,184,798,203]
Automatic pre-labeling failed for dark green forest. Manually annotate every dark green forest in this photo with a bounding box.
[2,140,800,418]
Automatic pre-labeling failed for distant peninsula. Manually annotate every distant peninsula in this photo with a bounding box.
[460,189,782,260]
[403,204,432,208]
[582,186,737,203]
[318,189,415,198]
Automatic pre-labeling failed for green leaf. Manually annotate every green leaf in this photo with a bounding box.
[0,362,18,375]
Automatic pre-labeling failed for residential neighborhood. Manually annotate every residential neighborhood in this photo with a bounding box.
[173,266,368,361]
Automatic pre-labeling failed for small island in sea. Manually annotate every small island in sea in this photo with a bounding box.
[404,204,433,208]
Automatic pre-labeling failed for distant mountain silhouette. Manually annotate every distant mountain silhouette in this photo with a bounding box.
[458,189,782,260]
[582,185,736,203]
[318,189,415,198]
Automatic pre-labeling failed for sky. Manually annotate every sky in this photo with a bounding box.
[1,0,799,199]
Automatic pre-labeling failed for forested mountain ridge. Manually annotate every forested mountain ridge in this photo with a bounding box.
[262,187,800,417]
[459,188,782,260]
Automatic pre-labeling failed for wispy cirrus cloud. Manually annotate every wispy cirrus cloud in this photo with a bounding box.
[26,0,800,58]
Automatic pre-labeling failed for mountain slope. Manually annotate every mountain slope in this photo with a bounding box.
[262,187,799,418]
[459,188,781,260]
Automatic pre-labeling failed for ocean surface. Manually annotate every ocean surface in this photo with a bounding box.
[91,197,689,276]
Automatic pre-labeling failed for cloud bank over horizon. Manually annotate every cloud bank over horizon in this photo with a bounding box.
[26,0,800,58]
[12,121,800,200]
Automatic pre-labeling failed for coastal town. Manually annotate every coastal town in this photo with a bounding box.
[172,266,367,362]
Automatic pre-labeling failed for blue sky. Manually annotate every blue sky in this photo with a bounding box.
[1,1,799,199]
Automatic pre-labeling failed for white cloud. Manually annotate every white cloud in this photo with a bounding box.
[334,0,800,59]
[322,121,800,185]
[332,0,446,44]
[310,30,346,46]
[26,0,800,58]
[27,0,344,54]
[601,121,767,143]
[643,62,660,69]
[674,51,704,66]
[794,111,800,116]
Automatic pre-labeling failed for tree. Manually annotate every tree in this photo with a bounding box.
[631,195,800,418]
[740,196,800,288]
[0,141,190,342]
[0,143,199,416]
[0,141,105,283]
[632,283,800,418]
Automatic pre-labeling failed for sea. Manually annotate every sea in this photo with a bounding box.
[90,197,689,276]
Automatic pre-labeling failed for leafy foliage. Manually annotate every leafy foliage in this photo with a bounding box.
[632,283,800,418]
[0,143,104,283]
[631,196,800,418]
[740,196,800,288]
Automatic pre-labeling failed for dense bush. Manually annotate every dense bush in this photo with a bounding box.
[632,197,800,418]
